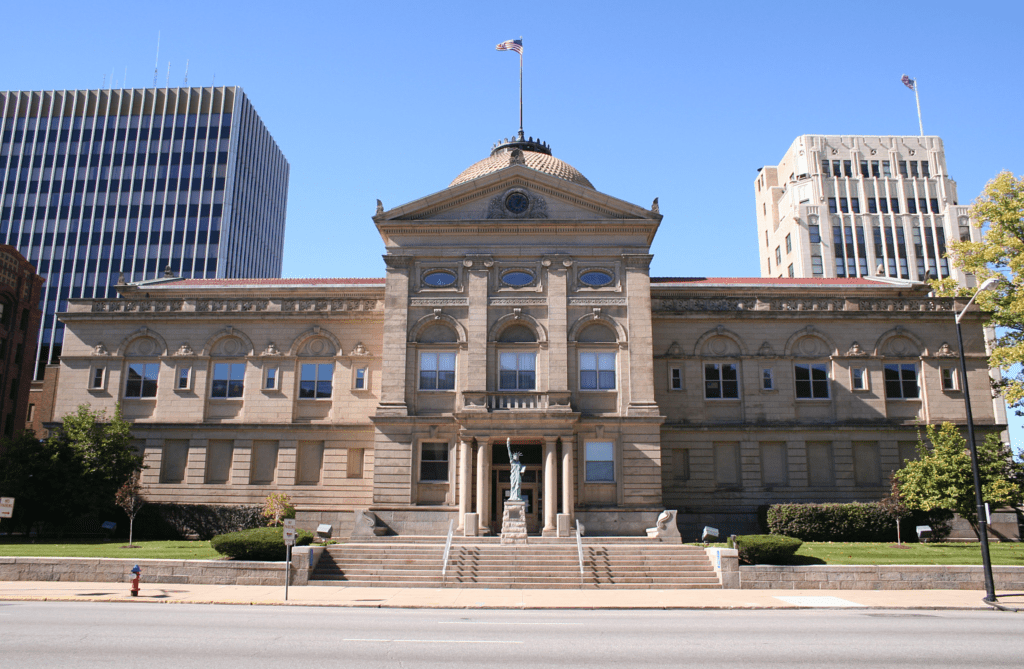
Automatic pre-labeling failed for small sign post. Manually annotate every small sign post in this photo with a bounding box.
[283,519,296,601]
[0,497,13,519]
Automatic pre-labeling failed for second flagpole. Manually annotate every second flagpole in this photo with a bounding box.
[519,40,523,133]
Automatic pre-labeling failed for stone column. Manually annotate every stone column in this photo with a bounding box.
[476,439,491,533]
[465,256,492,394]
[376,254,412,416]
[562,434,575,520]
[458,437,472,532]
[543,436,558,535]
[544,257,571,392]
[622,254,660,416]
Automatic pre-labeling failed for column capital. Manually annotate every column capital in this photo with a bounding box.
[622,254,654,271]
[382,254,414,270]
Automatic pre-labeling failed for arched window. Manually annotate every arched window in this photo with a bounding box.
[577,323,617,391]
[498,324,537,390]
[418,323,458,390]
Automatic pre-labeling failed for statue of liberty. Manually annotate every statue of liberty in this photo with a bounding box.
[506,438,525,502]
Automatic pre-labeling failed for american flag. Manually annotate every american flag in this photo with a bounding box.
[901,74,915,90]
[496,39,523,55]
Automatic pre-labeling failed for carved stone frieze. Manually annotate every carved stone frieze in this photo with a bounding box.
[654,297,755,312]
[196,299,269,312]
[622,254,654,270]
[410,298,469,307]
[382,254,414,269]
[279,299,381,312]
[91,299,184,313]
[859,299,952,312]
[567,297,627,306]
[488,297,548,306]
[772,298,844,311]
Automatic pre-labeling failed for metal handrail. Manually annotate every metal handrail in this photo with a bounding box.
[575,519,585,586]
[441,519,455,584]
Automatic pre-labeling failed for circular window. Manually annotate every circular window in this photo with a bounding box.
[423,270,457,287]
[579,270,613,287]
[504,192,530,214]
[501,271,534,287]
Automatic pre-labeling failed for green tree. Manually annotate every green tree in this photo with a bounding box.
[936,171,1024,409]
[114,471,145,547]
[894,423,1021,538]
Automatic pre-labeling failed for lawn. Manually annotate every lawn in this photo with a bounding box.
[791,541,1024,566]
[0,539,221,560]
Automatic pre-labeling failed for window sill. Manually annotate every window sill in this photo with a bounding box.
[704,398,741,402]
[578,389,617,394]
[297,398,333,402]
[261,387,283,394]
[795,397,831,402]
[417,389,456,393]
[123,397,157,402]
[209,397,244,402]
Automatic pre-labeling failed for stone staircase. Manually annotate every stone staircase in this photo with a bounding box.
[310,537,721,589]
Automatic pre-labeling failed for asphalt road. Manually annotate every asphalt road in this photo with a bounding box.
[2,601,1021,668]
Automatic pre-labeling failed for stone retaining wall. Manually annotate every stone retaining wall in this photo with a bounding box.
[740,565,1024,590]
[0,548,317,586]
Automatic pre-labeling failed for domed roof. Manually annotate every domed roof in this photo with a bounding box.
[449,133,594,190]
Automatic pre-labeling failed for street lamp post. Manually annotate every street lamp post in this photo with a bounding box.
[953,276,1000,603]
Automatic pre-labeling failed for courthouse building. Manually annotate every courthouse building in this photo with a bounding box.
[52,132,1002,537]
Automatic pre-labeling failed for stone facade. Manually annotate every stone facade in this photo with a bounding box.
[51,136,1003,538]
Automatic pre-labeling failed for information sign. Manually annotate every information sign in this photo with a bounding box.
[0,497,13,519]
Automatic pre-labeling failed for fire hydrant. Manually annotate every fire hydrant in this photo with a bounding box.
[130,565,141,597]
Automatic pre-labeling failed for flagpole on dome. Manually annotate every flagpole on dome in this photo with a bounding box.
[496,38,525,137]
[901,74,923,136]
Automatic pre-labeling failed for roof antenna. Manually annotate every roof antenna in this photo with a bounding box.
[183,59,189,86]
[153,31,160,87]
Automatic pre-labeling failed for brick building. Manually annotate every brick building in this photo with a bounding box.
[0,245,43,437]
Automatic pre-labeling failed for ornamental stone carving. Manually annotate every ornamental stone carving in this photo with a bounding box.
[935,342,957,357]
[847,342,869,356]
[622,254,654,270]
[262,342,281,356]
[93,343,109,356]
[383,255,414,269]
[567,297,627,306]
[758,341,776,356]
[91,299,184,313]
[486,188,548,219]
[279,299,381,312]
[351,342,369,356]
[174,343,195,357]
[859,298,951,312]
[410,298,469,307]
[196,299,268,312]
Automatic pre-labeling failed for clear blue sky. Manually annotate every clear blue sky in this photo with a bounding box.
[4,0,1023,445]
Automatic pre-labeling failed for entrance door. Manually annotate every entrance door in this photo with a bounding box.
[498,476,541,534]
[491,442,544,534]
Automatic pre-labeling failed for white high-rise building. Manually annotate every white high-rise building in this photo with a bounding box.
[755,135,978,284]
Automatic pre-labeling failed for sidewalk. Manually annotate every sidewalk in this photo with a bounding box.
[2,580,1020,610]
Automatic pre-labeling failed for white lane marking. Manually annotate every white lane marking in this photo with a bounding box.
[439,621,583,626]
[344,639,524,644]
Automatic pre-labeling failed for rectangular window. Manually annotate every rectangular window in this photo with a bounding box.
[585,441,615,482]
[670,367,683,390]
[853,441,881,487]
[785,233,792,254]
[860,160,869,177]
[419,351,456,390]
[300,363,333,399]
[761,442,788,486]
[580,351,615,390]
[899,160,908,178]
[828,197,837,214]
[871,160,880,177]
[704,363,739,399]
[809,224,820,243]
[941,367,957,391]
[264,366,278,390]
[211,362,245,398]
[868,198,878,214]
[879,198,889,214]
[354,367,367,390]
[821,160,830,177]
[811,255,823,276]
[250,440,279,484]
[205,440,234,484]
[713,442,740,487]
[775,246,782,265]
[832,160,841,177]
[882,161,891,177]
[919,198,928,214]
[884,363,919,399]
[843,160,853,177]
[27,404,35,423]
[930,198,940,214]
[851,197,860,214]
[125,362,158,398]
[347,447,364,479]
[921,161,930,177]
[851,367,867,390]
[890,198,900,214]
[176,365,191,390]
[90,366,105,389]
[297,441,324,485]
[500,351,537,390]
[909,161,919,178]
[806,441,834,486]
[419,442,449,482]
[787,264,794,277]
[672,448,690,481]
[762,368,774,391]
[839,197,849,213]
[160,440,189,483]
[795,363,830,399]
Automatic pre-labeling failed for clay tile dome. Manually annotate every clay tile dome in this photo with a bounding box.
[449,131,594,190]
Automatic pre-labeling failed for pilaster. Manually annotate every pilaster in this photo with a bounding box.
[376,255,412,416]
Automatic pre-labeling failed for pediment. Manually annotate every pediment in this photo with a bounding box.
[376,165,660,224]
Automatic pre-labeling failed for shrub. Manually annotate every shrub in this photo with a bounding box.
[211,526,314,561]
[261,493,296,526]
[735,534,803,564]
[766,503,895,542]
[135,503,264,540]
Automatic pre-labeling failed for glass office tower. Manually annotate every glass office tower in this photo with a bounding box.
[0,87,289,377]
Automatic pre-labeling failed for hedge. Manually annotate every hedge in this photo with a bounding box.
[135,503,264,540]
[211,526,314,561]
[766,503,897,542]
[734,534,802,564]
